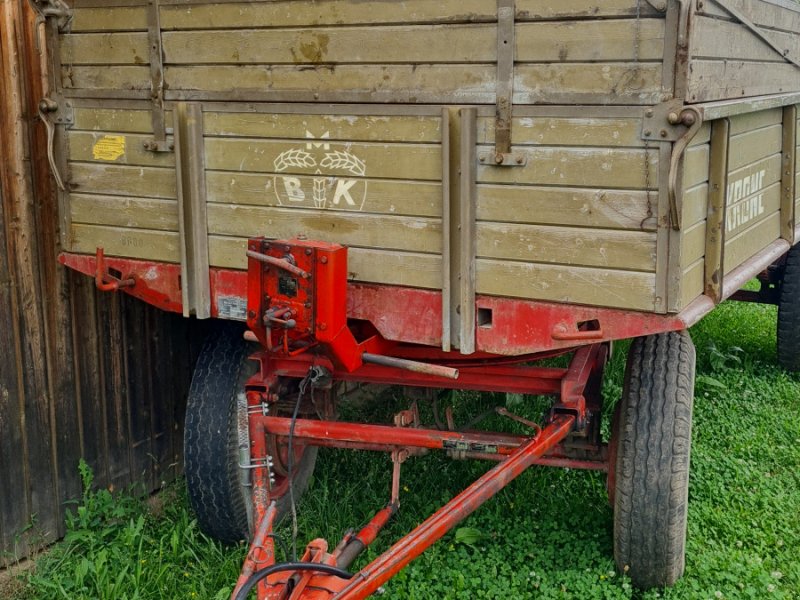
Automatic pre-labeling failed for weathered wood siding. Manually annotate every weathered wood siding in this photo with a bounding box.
[685,0,800,102]
[0,1,200,564]
[723,108,784,273]
[61,0,670,106]
[474,115,659,311]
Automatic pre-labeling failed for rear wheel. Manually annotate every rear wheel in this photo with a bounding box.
[184,323,318,544]
[778,243,800,371]
[612,331,695,589]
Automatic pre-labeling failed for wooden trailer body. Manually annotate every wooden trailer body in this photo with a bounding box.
[40,0,800,354]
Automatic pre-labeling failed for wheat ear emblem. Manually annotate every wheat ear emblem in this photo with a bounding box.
[274,149,316,172]
[320,151,366,177]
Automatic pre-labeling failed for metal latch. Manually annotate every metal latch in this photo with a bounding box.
[37,97,73,191]
[28,0,73,32]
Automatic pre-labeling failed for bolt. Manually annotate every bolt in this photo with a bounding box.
[644,130,652,137]
[320,256,328,264]
[495,154,504,165]
[667,111,680,125]
[479,156,485,162]
[516,156,524,165]
[248,310,256,318]
[660,129,668,138]
[645,109,654,118]
[318,322,327,331]
[305,248,312,255]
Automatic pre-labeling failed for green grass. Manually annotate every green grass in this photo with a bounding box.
[11,296,800,599]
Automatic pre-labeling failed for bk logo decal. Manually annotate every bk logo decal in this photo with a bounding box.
[272,131,367,211]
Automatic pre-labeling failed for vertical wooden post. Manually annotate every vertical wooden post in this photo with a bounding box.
[781,105,797,245]
[704,118,730,303]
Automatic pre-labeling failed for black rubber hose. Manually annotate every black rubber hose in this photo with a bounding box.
[234,562,353,600]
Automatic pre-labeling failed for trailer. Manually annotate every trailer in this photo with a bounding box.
[30,0,800,596]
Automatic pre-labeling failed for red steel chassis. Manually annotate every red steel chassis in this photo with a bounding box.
[58,236,788,599]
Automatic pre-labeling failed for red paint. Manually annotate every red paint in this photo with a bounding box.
[60,251,703,356]
[332,415,576,599]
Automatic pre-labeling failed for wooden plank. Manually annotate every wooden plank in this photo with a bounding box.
[68,131,175,167]
[69,163,176,199]
[205,137,441,181]
[724,210,782,274]
[476,116,644,148]
[68,273,109,487]
[681,220,707,267]
[164,25,497,64]
[682,183,710,229]
[61,32,149,65]
[96,293,133,490]
[160,0,499,29]
[516,19,664,62]
[477,147,658,189]
[70,194,179,230]
[0,0,59,547]
[515,0,660,19]
[206,171,442,218]
[690,16,800,64]
[70,6,148,32]
[729,153,782,188]
[71,223,181,262]
[477,223,656,271]
[687,60,800,103]
[72,107,155,133]
[451,107,476,354]
[475,259,655,311]
[62,65,151,90]
[121,296,152,490]
[477,185,656,231]
[698,0,800,35]
[174,102,211,319]
[160,62,664,105]
[728,107,783,136]
[681,258,705,309]
[206,204,442,253]
[0,174,29,562]
[724,182,782,238]
[159,0,659,30]
[704,118,730,303]
[683,144,710,190]
[160,19,662,65]
[728,125,783,171]
[208,235,442,288]
[204,112,442,143]
[782,105,797,243]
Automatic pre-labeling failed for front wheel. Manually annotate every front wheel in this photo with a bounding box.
[184,324,318,544]
[611,331,695,589]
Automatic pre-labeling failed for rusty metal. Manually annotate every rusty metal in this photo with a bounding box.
[491,0,525,167]
[362,353,458,380]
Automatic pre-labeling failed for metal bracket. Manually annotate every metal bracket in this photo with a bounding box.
[641,99,689,142]
[492,0,525,167]
[478,151,528,167]
[144,0,172,153]
[27,0,72,32]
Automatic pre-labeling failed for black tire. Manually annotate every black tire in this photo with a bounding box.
[778,243,800,371]
[612,331,695,589]
[184,323,318,544]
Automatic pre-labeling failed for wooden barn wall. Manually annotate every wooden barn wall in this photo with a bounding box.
[0,0,200,564]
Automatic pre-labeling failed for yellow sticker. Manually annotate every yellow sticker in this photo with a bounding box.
[92,135,126,161]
